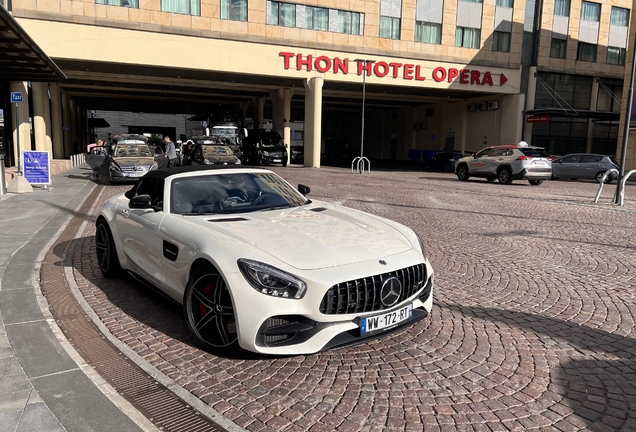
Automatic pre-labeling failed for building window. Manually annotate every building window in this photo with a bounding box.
[161,0,199,14]
[96,0,138,7]
[610,6,629,26]
[597,78,623,112]
[267,2,363,35]
[455,27,480,48]
[221,0,247,21]
[550,39,567,58]
[460,0,482,3]
[607,47,626,65]
[338,11,362,35]
[306,7,329,31]
[415,22,442,44]
[580,1,600,22]
[492,31,510,52]
[269,2,295,26]
[577,42,597,61]
[496,0,512,7]
[380,0,401,39]
[380,16,401,39]
[554,0,570,16]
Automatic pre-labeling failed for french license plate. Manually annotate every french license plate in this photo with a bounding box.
[272,159,281,163]
[360,304,413,334]
[126,173,143,177]
[533,160,547,166]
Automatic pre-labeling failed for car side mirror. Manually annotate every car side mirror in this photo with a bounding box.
[129,194,153,209]
[298,184,311,196]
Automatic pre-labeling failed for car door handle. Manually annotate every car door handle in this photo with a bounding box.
[121,208,129,218]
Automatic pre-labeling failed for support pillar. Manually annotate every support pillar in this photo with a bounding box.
[10,81,31,170]
[62,91,71,157]
[50,83,63,159]
[70,98,79,154]
[586,77,600,153]
[304,77,323,168]
[32,82,53,153]
[256,97,265,128]
[523,66,538,143]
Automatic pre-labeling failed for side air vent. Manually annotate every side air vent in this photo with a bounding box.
[310,207,327,212]
[208,217,249,222]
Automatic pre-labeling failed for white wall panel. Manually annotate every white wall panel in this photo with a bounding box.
[552,15,569,39]
[578,20,599,44]
[609,25,628,48]
[494,7,512,32]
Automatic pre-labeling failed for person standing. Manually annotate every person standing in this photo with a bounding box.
[164,135,178,167]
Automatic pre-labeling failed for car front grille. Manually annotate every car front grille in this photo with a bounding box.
[319,263,428,315]
[120,166,147,173]
[268,151,284,157]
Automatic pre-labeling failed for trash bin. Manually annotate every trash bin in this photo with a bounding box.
[408,149,422,160]
[422,150,436,161]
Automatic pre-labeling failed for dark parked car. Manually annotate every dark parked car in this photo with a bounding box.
[551,153,619,183]
[290,146,304,164]
[244,129,288,166]
[424,152,465,172]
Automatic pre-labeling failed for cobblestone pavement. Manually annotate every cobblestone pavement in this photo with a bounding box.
[67,167,636,431]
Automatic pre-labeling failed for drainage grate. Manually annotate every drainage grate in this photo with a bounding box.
[40,184,227,432]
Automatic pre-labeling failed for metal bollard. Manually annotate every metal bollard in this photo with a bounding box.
[0,155,6,195]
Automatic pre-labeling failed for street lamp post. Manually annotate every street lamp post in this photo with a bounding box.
[352,59,375,174]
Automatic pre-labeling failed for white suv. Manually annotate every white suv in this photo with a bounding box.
[455,142,552,185]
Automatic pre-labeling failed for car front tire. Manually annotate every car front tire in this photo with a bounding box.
[183,266,241,356]
[498,167,513,185]
[456,165,469,181]
[95,219,122,278]
[529,180,543,186]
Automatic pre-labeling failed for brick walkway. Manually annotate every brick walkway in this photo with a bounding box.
[68,167,636,431]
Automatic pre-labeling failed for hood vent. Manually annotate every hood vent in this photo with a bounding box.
[208,217,249,223]
[310,207,327,212]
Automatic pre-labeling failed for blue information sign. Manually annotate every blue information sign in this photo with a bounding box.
[11,92,23,103]
[23,151,51,185]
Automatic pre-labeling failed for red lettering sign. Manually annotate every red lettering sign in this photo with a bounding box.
[278,52,506,86]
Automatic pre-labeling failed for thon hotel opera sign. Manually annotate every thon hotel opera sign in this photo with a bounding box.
[279,52,509,87]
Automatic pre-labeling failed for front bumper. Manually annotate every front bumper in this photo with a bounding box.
[226,256,434,355]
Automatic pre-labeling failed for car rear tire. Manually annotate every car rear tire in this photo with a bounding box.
[95,219,122,278]
[498,167,513,185]
[595,172,609,183]
[529,180,543,186]
[183,266,241,356]
[456,165,469,181]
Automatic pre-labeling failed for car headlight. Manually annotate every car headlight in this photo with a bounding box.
[149,164,158,171]
[235,159,242,165]
[416,235,427,258]
[263,151,270,157]
[238,259,307,299]
[203,159,211,165]
[110,164,122,172]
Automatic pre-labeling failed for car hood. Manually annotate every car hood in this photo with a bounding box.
[112,156,155,166]
[189,204,413,270]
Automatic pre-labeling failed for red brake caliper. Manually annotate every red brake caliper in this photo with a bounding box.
[199,283,213,317]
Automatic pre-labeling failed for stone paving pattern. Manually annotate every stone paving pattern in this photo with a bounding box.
[69,167,636,431]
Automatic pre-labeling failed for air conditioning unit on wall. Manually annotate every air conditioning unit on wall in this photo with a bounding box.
[488,101,500,110]
[467,103,477,112]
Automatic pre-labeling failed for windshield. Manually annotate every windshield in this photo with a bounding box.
[171,172,307,214]
[258,132,283,147]
[112,145,153,157]
[522,148,550,158]
[201,145,234,156]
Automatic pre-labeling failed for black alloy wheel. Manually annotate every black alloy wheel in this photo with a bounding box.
[498,167,513,185]
[183,267,241,356]
[456,165,469,181]
[595,172,611,184]
[95,219,122,278]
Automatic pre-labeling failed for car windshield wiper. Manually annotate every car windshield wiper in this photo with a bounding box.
[181,212,218,216]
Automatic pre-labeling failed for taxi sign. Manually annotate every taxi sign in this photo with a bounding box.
[11,92,23,103]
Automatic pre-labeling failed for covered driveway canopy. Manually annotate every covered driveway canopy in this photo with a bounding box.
[0,6,66,82]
